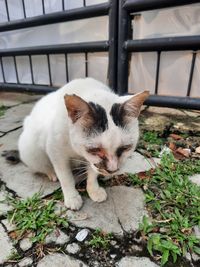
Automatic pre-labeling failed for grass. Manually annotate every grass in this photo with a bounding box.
[88,228,112,249]
[129,153,200,266]
[0,105,7,117]
[138,131,164,157]
[7,193,68,243]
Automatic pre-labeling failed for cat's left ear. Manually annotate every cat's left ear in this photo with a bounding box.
[122,90,149,118]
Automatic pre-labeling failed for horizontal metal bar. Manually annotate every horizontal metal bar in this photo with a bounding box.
[0,3,109,32]
[0,83,58,94]
[1,83,200,110]
[124,0,200,12]
[125,35,200,52]
[143,95,200,110]
[0,41,109,57]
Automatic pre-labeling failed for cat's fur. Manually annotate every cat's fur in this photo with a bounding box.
[18,78,149,210]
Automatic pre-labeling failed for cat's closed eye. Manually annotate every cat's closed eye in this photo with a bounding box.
[86,147,106,159]
[116,144,133,157]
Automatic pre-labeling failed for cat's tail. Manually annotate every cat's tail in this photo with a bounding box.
[1,150,20,164]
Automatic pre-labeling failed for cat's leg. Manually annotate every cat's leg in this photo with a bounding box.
[86,167,107,202]
[47,151,83,210]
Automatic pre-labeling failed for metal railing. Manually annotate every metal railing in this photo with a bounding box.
[0,0,118,93]
[118,0,200,109]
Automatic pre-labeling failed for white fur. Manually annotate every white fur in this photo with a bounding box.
[18,78,139,210]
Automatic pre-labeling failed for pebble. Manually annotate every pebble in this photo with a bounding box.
[18,257,33,267]
[45,229,70,245]
[19,238,32,251]
[75,228,89,242]
[66,243,80,254]
[110,240,117,246]
[195,146,200,154]
[110,254,117,259]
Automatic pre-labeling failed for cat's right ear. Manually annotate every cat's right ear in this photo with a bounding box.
[64,94,93,126]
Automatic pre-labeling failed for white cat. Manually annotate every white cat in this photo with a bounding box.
[18,78,149,210]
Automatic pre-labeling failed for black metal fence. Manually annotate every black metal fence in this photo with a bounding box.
[0,0,118,93]
[0,0,200,110]
[118,0,200,109]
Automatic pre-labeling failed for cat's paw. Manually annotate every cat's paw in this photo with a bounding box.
[64,194,83,210]
[88,187,107,203]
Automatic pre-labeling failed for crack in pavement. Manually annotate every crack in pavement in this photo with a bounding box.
[0,126,22,138]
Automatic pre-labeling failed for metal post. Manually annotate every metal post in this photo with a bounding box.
[117,0,132,95]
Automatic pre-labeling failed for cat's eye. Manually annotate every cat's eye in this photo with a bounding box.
[86,147,106,159]
[87,147,102,154]
[116,144,132,157]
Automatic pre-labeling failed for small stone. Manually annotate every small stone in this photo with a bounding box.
[110,240,117,246]
[0,191,13,216]
[66,243,80,254]
[116,256,159,267]
[18,257,33,267]
[189,174,200,186]
[195,146,200,154]
[192,252,200,262]
[110,254,117,259]
[0,224,15,264]
[20,238,32,251]
[37,253,88,267]
[194,226,200,239]
[131,244,143,252]
[54,202,67,217]
[75,229,89,242]
[185,252,192,262]
[2,219,16,232]
[90,261,100,267]
[45,229,70,245]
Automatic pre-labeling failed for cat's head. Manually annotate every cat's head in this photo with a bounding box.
[64,91,149,176]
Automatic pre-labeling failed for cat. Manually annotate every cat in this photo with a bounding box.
[18,78,149,210]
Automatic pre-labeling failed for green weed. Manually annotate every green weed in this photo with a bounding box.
[88,229,112,249]
[129,153,200,266]
[0,105,7,117]
[7,193,68,243]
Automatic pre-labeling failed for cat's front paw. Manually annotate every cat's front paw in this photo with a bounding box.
[88,187,107,203]
[64,193,83,210]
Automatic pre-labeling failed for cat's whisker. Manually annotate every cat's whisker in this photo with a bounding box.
[70,158,88,164]
[75,170,88,178]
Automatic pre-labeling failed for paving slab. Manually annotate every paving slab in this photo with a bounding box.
[37,253,88,267]
[0,224,15,264]
[67,186,145,235]
[116,256,160,267]
[0,190,13,216]
[0,92,41,107]
[0,102,34,132]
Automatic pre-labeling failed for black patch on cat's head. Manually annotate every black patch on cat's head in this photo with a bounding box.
[88,102,108,134]
[110,103,126,128]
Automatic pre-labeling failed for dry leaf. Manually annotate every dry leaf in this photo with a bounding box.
[169,142,176,151]
[176,147,190,158]
[169,134,183,140]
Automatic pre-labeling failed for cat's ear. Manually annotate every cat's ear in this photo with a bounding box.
[123,90,149,118]
[64,94,93,127]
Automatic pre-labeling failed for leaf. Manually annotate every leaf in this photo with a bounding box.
[161,249,169,266]
[194,246,200,255]
[169,134,183,140]
[147,238,153,256]
[171,251,178,263]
